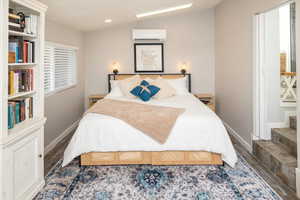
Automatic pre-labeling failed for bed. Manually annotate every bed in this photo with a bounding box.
[62,74,237,167]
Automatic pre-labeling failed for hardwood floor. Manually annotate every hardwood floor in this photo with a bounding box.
[44,133,74,174]
[44,132,299,200]
[230,136,299,200]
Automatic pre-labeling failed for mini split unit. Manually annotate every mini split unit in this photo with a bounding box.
[132,29,167,41]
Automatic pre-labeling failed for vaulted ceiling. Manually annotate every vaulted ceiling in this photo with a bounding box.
[38,0,223,31]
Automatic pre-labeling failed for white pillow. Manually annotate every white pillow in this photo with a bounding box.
[106,80,123,97]
[144,78,155,83]
[166,77,189,95]
[152,77,176,99]
[119,75,141,98]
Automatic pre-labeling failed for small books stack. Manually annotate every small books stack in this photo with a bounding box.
[8,13,23,32]
[9,37,35,63]
[8,69,34,96]
[8,10,38,35]
[8,97,33,129]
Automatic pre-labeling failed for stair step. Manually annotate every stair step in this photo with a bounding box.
[253,140,296,190]
[271,128,297,157]
[290,116,297,130]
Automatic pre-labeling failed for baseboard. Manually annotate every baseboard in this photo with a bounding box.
[223,121,253,153]
[296,168,300,198]
[45,119,80,155]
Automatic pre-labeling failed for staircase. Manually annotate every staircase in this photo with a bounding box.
[253,116,297,190]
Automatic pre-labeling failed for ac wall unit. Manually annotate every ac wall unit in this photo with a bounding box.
[132,29,167,41]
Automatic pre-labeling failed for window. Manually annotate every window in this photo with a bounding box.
[44,42,77,95]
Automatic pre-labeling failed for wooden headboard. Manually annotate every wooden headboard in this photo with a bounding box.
[108,73,191,93]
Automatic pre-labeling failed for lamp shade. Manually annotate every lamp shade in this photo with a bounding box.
[112,61,120,74]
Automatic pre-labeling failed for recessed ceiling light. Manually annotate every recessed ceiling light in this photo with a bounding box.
[136,3,193,18]
[104,19,112,23]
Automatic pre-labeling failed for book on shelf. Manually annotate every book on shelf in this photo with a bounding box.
[8,39,20,63]
[8,69,34,96]
[8,36,35,63]
[8,103,14,129]
[9,13,21,20]
[8,97,33,129]
[9,22,21,28]
[8,52,16,63]
[8,22,23,32]
[24,14,38,35]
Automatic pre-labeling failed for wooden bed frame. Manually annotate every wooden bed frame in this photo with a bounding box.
[81,73,223,166]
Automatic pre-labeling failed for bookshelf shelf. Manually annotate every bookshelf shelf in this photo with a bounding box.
[8,62,37,66]
[7,117,42,136]
[8,30,36,38]
[8,90,36,100]
[4,117,46,146]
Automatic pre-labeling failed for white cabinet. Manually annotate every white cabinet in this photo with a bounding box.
[3,129,44,200]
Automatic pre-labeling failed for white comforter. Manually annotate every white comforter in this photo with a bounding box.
[63,94,237,167]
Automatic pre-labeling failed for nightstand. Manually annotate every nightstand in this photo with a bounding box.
[88,94,106,108]
[194,94,215,112]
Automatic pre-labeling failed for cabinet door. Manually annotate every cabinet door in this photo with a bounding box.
[4,129,44,200]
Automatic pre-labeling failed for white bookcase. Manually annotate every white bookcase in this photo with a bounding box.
[0,0,47,199]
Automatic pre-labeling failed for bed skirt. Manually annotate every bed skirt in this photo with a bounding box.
[81,151,223,166]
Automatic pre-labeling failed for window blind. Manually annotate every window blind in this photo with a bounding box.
[44,42,77,95]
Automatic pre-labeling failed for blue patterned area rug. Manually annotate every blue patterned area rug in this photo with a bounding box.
[35,155,282,200]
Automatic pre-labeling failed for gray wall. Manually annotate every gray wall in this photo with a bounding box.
[44,20,85,147]
[215,0,285,145]
[84,9,215,106]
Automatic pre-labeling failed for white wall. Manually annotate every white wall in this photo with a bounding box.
[44,20,85,147]
[84,9,215,106]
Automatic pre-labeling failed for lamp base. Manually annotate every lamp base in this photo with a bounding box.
[113,69,119,75]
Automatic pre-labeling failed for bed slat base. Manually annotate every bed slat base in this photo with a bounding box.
[81,151,223,166]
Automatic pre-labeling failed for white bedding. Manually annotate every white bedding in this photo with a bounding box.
[62,94,238,167]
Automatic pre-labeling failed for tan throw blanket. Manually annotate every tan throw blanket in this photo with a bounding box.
[86,99,185,144]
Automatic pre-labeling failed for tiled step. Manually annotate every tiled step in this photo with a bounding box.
[290,116,297,130]
[272,128,297,157]
[253,140,296,190]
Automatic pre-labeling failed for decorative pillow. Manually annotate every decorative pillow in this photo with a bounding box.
[152,77,176,99]
[119,75,141,98]
[166,77,189,95]
[130,80,160,102]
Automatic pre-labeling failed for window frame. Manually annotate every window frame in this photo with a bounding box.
[44,41,78,97]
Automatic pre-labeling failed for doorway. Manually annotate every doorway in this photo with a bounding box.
[254,1,297,140]
[252,0,297,191]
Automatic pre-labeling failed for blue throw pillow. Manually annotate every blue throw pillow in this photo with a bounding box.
[131,80,160,102]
